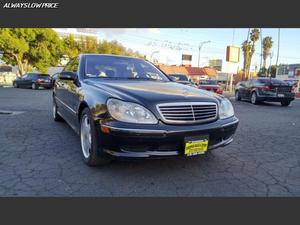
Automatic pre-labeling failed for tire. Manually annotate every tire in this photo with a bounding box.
[32,83,38,90]
[13,82,18,88]
[251,92,258,104]
[52,99,64,122]
[80,108,111,166]
[235,91,241,101]
[281,101,291,107]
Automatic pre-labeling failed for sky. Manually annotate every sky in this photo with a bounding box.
[95,28,300,71]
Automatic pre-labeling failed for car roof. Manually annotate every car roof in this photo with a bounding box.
[80,54,140,60]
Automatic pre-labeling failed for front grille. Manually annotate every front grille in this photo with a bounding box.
[157,102,218,124]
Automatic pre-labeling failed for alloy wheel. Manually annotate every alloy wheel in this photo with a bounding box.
[52,103,56,119]
[80,114,92,159]
[251,92,256,104]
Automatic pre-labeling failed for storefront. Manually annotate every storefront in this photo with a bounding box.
[276,64,300,97]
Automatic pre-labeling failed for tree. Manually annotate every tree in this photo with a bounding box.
[241,28,260,79]
[0,28,64,75]
[62,34,79,60]
[268,65,277,77]
[78,36,98,53]
[262,36,273,75]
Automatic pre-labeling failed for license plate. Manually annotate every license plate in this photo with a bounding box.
[278,94,284,97]
[184,137,209,156]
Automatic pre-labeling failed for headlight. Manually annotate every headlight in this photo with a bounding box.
[107,98,158,124]
[219,98,234,119]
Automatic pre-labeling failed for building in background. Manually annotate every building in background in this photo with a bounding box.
[276,64,300,96]
[209,59,223,71]
[53,28,99,40]
[157,64,217,82]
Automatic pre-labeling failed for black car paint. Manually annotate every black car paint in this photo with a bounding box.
[235,78,295,103]
[53,54,239,159]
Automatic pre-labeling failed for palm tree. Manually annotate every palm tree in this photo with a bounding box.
[241,28,260,79]
[262,36,273,76]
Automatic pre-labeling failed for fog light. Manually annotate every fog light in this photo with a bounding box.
[101,126,110,134]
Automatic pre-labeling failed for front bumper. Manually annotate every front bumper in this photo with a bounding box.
[98,116,239,159]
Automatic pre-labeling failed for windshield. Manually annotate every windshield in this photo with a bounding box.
[199,80,217,85]
[85,55,169,81]
[169,74,188,81]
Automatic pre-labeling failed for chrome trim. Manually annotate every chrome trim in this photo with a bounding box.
[54,96,77,114]
[101,125,167,134]
[104,149,179,157]
[104,136,234,158]
[208,136,234,150]
[101,118,238,135]
[156,102,218,124]
[221,118,239,127]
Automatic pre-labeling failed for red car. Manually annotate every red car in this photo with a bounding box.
[198,80,223,94]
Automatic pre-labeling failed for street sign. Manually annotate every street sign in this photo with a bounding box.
[226,46,240,63]
[182,54,192,61]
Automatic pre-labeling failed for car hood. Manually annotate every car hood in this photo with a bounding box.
[85,79,220,106]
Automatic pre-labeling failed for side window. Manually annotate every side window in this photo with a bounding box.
[64,57,79,73]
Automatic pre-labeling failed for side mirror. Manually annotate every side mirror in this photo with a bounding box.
[59,71,77,81]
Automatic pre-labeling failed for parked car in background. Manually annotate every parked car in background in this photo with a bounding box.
[13,73,53,90]
[168,74,196,87]
[198,79,223,94]
[53,54,239,166]
[235,78,295,106]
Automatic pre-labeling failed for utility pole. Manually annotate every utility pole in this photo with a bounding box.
[197,41,211,67]
[260,28,263,70]
[275,28,280,77]
[269,51,273,77]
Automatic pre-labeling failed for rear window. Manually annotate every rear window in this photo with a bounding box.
[257,78,287,85]
[169,74,188,81]
[37,74,50,78]
[199,80,217,85]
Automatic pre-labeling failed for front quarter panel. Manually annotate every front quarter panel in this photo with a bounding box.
[78,81,111,122]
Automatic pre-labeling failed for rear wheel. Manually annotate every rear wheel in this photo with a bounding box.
[52,99,64,122]
[13,82,18,88]
[251,92,258,104]
[235,91,241,101]
[80,108,111,166]
[32,83,38,90]
[281,101,291,107]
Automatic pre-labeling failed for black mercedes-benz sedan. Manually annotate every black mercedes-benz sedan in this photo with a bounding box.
[52,54,239,166]
[235,78,295,106]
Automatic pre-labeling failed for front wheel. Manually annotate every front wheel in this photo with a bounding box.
[80,108,111,166]
[281,101,291,107]
[251,92,258,104]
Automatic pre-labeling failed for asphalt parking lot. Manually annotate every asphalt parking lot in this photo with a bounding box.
[0,87,300,196]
